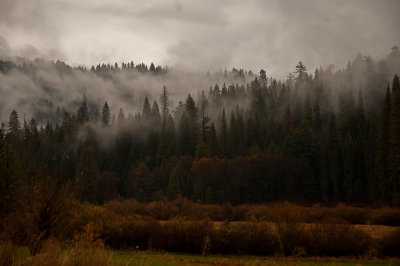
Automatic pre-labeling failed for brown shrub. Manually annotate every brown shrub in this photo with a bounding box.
[378,228,400,257]
[103,199,144,218]
[18,225,114,266]
[275,220,307,256]
[103,199,400,226]
[143,201,175,220]
[2,176,75,255]
[370,207,400,226]
[330,204,370,224]
[154,219,212,253]
[209,222,278,255]
[274,218,373,257]
[0,241,13,266]
[104,219,161,250]
[16,240,114,266]
[306,223,373,257]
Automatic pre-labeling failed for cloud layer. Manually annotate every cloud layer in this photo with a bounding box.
[0,0,399,77]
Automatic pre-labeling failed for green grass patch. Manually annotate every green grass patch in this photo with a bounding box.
[112,250,397,266]
[12,246,30,260]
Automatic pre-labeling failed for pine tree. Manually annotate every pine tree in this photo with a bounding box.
[101,101,111,126]
[284,117,319,201]
[185,94,197,119]
[77,101,89,123]
[0,141,21,215]
[283,104,293,138]
[259,69,267,82]
[229,111,239,154]
[205,187,215,204]
[142,95,151,119]
[199,94,210,143]
[126,162,152,198]
[192,178,204,203]
[151,100,161,125]
[178,114,191,155]
[208,123,218,156]
[92,107,100,122]
[29,118,38,137]
[117,108,125,124]
[388,76,400,205]
[8,110,20,137]
[166,169,180,201]
[157,88,173,163]
[195,138,207,159]
[320,113,340,201]
[196,96,209,157]
[313,104,322,134]
[343,132,354,202]
[75,146,100,203]
[218,109,228,157]
[166,162,192,200]
[392,74,399,93]
[177,94,197,156]
[149,63,156,72]
[376,84,391,202]
[221,83,227,96]
[160,86,169,122]
[295,61,307,82]
[136,187,147,202]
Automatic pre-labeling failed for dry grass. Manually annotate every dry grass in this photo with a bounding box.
[0,241,114,266]
[378,228,400,257]
[0,241,13,266]
[3,198,400,262]
[1,223,115,266]
[103,199,400,226]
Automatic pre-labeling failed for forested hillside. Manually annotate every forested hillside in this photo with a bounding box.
[1,46,400,210]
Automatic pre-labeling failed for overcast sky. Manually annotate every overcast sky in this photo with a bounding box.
[0,0,399,77]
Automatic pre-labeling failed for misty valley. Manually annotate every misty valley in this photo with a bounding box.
[1,47,400,264]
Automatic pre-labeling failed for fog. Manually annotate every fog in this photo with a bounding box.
[0,0,399,126]
[0,0,399,77]
[0,59,255,123]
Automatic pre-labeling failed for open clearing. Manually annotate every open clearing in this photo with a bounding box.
[112,250,400,266]
[111,224,399,266]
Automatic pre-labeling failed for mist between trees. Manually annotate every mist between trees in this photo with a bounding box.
[0,46,400,210]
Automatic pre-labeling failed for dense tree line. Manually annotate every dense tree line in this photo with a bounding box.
[1,47,400,210]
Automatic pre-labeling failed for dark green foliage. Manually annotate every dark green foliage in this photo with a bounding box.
[160,86,169,122]
[376,85,391,202]
[142,95,151,120]
[1,55,399,206]
[295,61,307,82]
[117,108,125,124]
[218,109,229,157]
[75,146,100,203]
[77,101,89,123]
[126,162,152,199]
[392,74,399,92]
[204,187,215,204]
[388,77,400,205]
[320,113,340,201]
[167,161,192,200]
[0,140,21,215]
[7,110,20,137]
[151,100,161,124]
[101,101,111,126]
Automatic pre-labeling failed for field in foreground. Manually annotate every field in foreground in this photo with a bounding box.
[3,233,400,266]
[6,247,400,266]
[2,200,400,264]
[112,250,400,266]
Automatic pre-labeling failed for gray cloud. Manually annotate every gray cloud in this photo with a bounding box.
[0,0,399,77]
